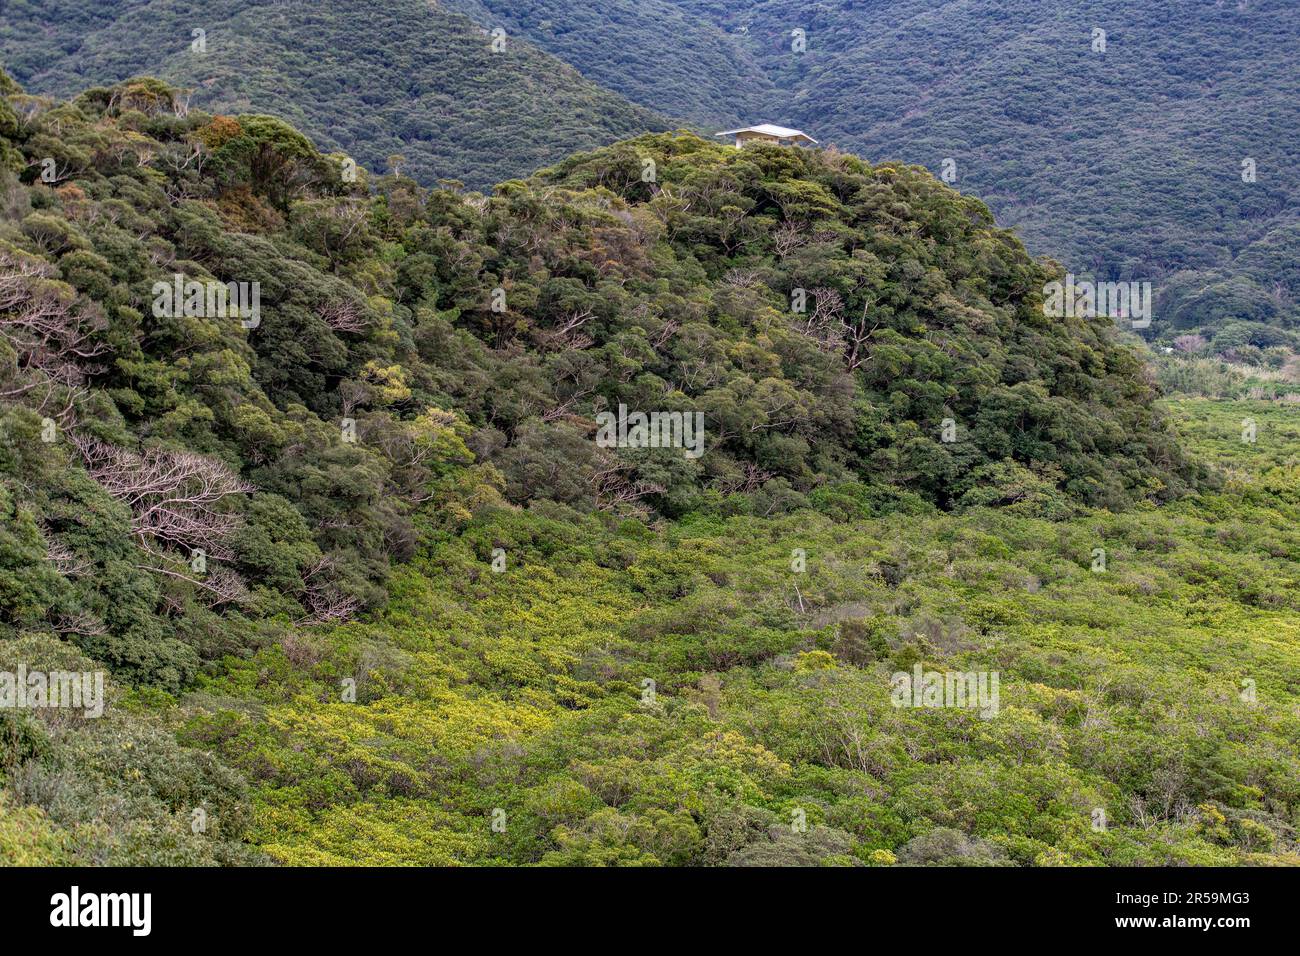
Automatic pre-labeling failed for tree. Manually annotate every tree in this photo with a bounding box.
[70,435,252,561]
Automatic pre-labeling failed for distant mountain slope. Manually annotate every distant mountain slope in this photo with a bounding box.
[439,0,773,128]
[0,0,669,188]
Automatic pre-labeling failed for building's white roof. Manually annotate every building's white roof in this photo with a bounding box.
[715,124,818,143]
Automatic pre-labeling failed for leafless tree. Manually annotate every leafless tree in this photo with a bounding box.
[537,306,594,351]
[772,221,808,258]
[24,156,85,185]
[45,535,93,576]
[715,462,774,496]
[0,251,108,417]
[70,434,252,560]
[65,433,257,611]
[53,611,108,638]
[651,318,680,349]
[148,560,251,611]
[591,460,663,518]
[318,299,369,334]
[311,199,372,266]
[722,268,762,289]
[798,286,846,351]
[160,140,207,177]
[295,555,361,626]
[791,286,879,370]
[840,299,880,371]
[172,88,195,118]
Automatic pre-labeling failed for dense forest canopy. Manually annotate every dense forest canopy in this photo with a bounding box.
[8,0,1292,347]
[0,18,1297,869]
[0,67,1204,680]
[447,0,1300,346]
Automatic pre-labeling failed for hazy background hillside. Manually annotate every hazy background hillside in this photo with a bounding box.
[683,0,1300,342]
[0,0,670,187]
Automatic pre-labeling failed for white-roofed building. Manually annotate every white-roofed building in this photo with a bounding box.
[714,124,818,148]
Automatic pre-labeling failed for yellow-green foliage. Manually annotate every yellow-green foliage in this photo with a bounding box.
[0,796,68,865]
[165,399,1300,866]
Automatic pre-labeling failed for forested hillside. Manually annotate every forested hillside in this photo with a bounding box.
[2,69,1297,866]
[5,0,1296,347]
[178,402,1300,867]
[679,0,1300,347]
[440,0,773,126]
[448,0,1300,346]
